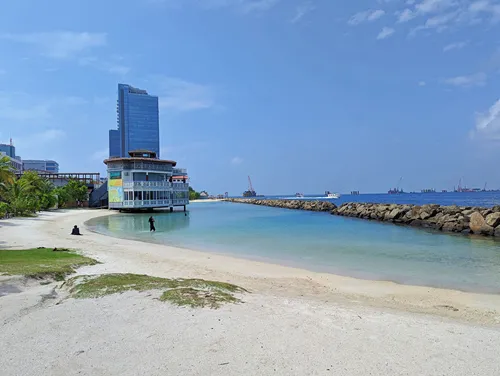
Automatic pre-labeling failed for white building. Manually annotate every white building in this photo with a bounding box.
[104,150,189,211]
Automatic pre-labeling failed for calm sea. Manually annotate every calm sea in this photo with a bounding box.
[86,192,500,294]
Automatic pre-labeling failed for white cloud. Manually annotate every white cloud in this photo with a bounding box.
[348,9,385,25]
[469,0,500,19]
[410,10,460,35]
[407,0,500,36]
[377,27,395,39]
[443,72,487,87]
[0,31,107,59]
[418,81,427,86]
[415,0,456,14]
[397,8,416,22]
[472,99,500,140]
[78,56,130,75]
[290,2,315,23]
[231,156,243,165]
[443,41,467,52]
[157,77,216,111]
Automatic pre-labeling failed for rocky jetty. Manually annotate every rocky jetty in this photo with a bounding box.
[225,199,500,238]
[225,198,336,212]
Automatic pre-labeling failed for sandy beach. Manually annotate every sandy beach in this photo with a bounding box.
[1,209,500,376]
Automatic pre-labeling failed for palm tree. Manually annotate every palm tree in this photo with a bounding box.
[4,179,32,216]
[0,155,15,200]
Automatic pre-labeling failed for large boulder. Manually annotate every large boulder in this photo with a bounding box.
[469,212,486,234]
[443,205,460,215]
[420,211,432,220]
[480,224,495,236]
[485,212,500,228]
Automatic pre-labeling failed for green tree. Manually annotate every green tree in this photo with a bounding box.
[53,186,70,208]
[17,171,57,211]
[189,186,201,201]
[65,179,88,203]
[0,155,15,200]
[4,179,34,216]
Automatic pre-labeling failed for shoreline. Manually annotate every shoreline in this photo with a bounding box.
[1,209,500,325]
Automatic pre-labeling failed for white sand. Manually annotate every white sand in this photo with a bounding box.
[1,209,500,376]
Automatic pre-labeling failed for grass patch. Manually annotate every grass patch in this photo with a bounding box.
[0,248,98,280]
[159,287,241,309]
[65,273,246,309]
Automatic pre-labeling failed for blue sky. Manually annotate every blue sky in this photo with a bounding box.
[1,0,499,195]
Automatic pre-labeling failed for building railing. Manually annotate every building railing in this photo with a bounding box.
[172,183,189,189]
[121,199,189,207]
[121,181,189,190]
[123,181,172,189]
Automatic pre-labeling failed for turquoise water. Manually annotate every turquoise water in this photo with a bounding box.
[86,202,500,293]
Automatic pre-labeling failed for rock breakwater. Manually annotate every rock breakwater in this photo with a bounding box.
[225,199,500,238]
[226,198,337,212]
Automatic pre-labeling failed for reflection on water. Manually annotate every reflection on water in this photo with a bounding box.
[86,203,500,293]
[102,212,191,234]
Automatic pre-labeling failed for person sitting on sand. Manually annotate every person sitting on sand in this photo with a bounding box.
[71,225,82,236]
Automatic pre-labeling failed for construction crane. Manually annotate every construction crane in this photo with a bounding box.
[388,176,404,194]
[243,175,257,197]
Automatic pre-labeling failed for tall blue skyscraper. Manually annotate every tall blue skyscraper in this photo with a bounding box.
[109,84,160,158]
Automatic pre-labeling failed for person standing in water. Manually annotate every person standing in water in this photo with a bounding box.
[148,216,156,232]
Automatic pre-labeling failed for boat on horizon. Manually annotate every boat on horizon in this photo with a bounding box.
[295,193,304,198]
[243,176,257,197]
[325,191,340,199]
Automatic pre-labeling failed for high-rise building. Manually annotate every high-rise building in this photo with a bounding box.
[0,139,16,159]
[23,160,59,173]
[109,84,160,158]
[109,130,120,157]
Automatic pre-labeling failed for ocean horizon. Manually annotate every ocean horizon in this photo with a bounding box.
[86,192,500,294]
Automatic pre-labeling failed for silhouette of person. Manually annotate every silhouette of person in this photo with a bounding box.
[71,225,82,236]
[148,216,156,232]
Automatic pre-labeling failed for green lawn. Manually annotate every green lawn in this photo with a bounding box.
[0,248,98,280]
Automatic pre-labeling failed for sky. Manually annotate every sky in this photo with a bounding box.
[0,0,500,195]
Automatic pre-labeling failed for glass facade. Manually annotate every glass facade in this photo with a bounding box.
[0,144,15,158]
[109,130,120,157]
[109,84,160,158]
[22,160,59,173]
